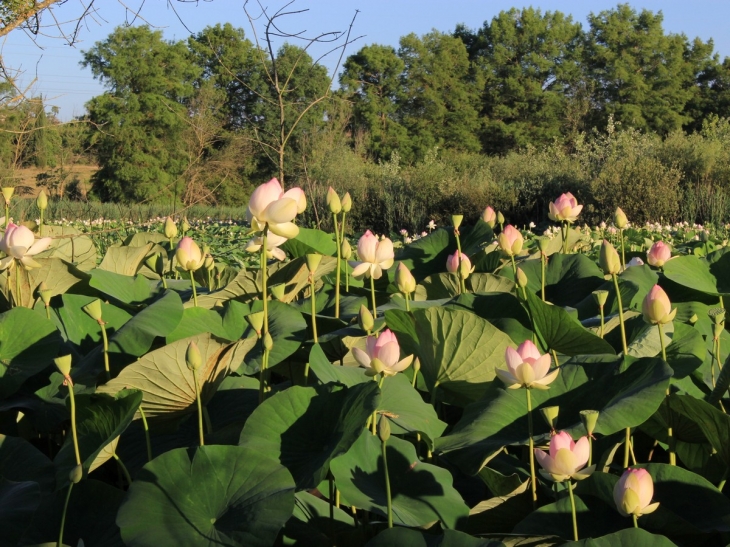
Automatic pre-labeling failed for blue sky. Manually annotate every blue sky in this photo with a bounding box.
[2,0,728,120]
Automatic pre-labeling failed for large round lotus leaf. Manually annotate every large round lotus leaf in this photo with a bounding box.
[0,478,41,546]
[281,227,337,257]
[517,253,605,307]
[239,382,380,489]
[663,250,730,296]
[330,431,469,529]
[241,300,307,374]
[565,528,679,546]
[35,225,97,271]
[117,445,295,547]
[8,258,85,308]
[53,293,132,354]
[365,527,500,546]
[0,434,55,492]
[0,306,62,399]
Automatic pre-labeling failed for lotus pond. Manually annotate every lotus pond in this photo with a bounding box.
[0,183,729,547]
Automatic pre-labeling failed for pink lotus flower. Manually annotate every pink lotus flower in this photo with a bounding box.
[548,192,582,223]
[176,237,205,272]
[247,178,306,239]
[352,328,414,377]
[613,468,660,518]
[446,250,473,277]
[482,206,496,227]
[498,225,524,256]
[350,230,394,279]
[642,285,676,325]
[245,232,288,261]
[496,340,559,390]
[535,431,595,482]
[0,223,51,270]
[647,241,671,268]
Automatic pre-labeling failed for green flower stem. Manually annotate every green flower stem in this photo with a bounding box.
[611,274,628,355]
[112,452,132,486]
[57,482,74,547]
[4,203,8,228]
[303,359,310,386]
[567,481,579,541]
[259,349,269,403]
[561,222,568,254]
[599,305,605,338]
[261,228,270,335]
[381,436,393,528]
[623,427,631,469]
[45,303,51,320]
[510,255,518,280]
[404,292,411,312]
[310,274,318,344]
[66,378,81,467]
[541,252,546,301]
[633,514,639,528]
[370,275,377,319]
[619,229,626,271]
[455,229,466,294]
[14,264,20,308]
[658,322,676,465]
[189,270,199,307]
[526,388,538,507]
[168,238,175,276]
[411,368,418,389]
[333,212,341,319]
[99,320,110,382]
[39,209,44,237]
[138,406,152,462]
[588,436,593,466]
[193,370,204,447]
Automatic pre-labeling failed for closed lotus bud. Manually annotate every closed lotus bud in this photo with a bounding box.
[204,255,214,270]
[326,187,342,214]
[181,218,191,233]
[82,299,103,322]
[413,357,421,373]
[164,217,178,239]
[341,238,352,259]
[580,409,599,436]
[341,192,352,213]
[600,240,621,275]
[516,267,528,288]
[540,406,560,430]
[452,214,464,230]
[614,207,628,230]
[358,304,374,332]
[396,262,416,294]
[642,285,677,325]
[246,312,265,336]
[36,189,48,211]
[1,187,14,205]
[263,332,274,351]
[54,354,73,377]
[592,290,609,307]
[700,230,709,242]
[482,206,496,227]
[270,283,286,301]
[378,415,391,442]
[613,468,659,518]
[185,341,203,371]
[69,464,84,484]
[306,253,323,274]
[496,211,505,225]
[38,281,52,306]
[498,225,524,257]
[646,241,671,268]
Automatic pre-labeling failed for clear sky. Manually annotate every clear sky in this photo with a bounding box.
[2,0,728,120]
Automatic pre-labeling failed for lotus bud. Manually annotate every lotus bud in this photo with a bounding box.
[306,253,323,274]
[646,241,671,268]
[263,332,274,351]
[270,283,286,301]
[378,415,391,442]
[341,238,352,259]
[38,281,52,306]
[82,299,103,322]
[614,208,628,230]
[326,187,342,214]
[516,267,528,289]
[451,214,464,230]
[1,187,14,205]
[413,357,421,374]
[496,211,505,225]
[181,218,191,233]
[709,307,725,325]
[204,255,214,270]
[246,312,265,337]
[537,237,550,253]
[498,225,524,256]
[54,354,73,377]
[482,206,496,227]
[341,192,352,213]
[36,189,48,211]
[642,285,677,325]
[592,290,609,307]
[580,409,599,436]
[164,217,178,239]
[458,257,473,281]
[185,341,203,372]
[358,304,374,333]
[613,468,660,518]
[700,230,709,242]
[540,406,560,430]
[599,240,621,275]
[69,464,83,484]
[396,262,416,295]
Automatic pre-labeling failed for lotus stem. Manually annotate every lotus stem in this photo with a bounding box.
[561,222,569,254]
[658,322,676,466]
[455,228,466,294]
[310,273,318,344]
[112,452,132,486]
[588,436,593,466]
[333,212,341,319]
[261,228,269,335]
[510,254,518,280]
[189,270,198,307]
[541,252,546,301]
[99,320,110,382]
[14,264,19,308]
[66,377,81,467]
[381,434,393,528]
[39,209,44,237]
[611,274,628,355]
[260,349,269,403]
[45,303,51,320]
[168,237,176,276]
[4,203,8,228]
[57,482,74,547]
[369,275,377,319]
[139,406,152,462]
[623,427,631,469]
[633,514,639,529]
[619,229,626,271]
[567,481,579,541]
[599,304,605,338]
[405,292,411,312]
[193,370,204,447]
[526,388,538,507]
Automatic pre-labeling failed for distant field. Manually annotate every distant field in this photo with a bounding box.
[9,164,97,197]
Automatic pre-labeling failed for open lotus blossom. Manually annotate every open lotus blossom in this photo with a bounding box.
[647,241,672,267]
[0,223,51,270]
[482,206,496,227]
[176,237,205,272]
[247,178,306,239]
[498,225,524,256]
[245,232,288,261]
[534,431,595,482]
[643,285,677,325]
[613,468,660,518]
[548,192,583,223]
[352,328,414,377]
[350,230,394,279]
[496,340,559,390]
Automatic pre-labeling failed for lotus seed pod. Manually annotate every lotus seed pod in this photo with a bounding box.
[709,307,726,325]
[599,240,621,275]
[36,189,48,211]
[496,211,505,225]
[516,267,528,288]
[306,253,323,274]
[326,187,342,214]
[164,217,178,239]
[341,192,352,213]
[246,312,265,336]
[341,238,352,259]
[82,299,103,322]
[358,305,374,333]
[263,332,274,351]
[540,406,560,430]
[378,415,391,443]
[451,215,464,231]
[580,409,599,436]
[537,236,550,252]
[69,464,83,484]
[38,281,52,306]
[614,207,628,230]
[1,187,14,205]
[270,283,286,301]
[185,341,203,371]
[54,354,73,377]
[592,290,609,307]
